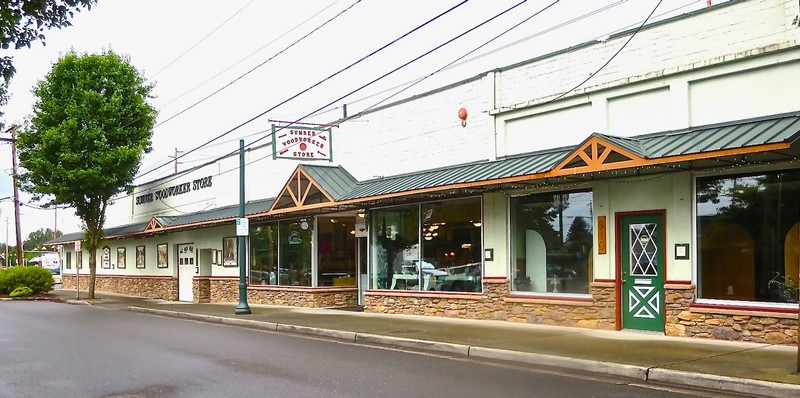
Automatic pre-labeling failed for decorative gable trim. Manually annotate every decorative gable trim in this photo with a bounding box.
[144,217,164,232]
[553,136,644,174]
[269,167,335,212]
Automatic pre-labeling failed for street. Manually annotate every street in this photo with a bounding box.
[0,301,738,398]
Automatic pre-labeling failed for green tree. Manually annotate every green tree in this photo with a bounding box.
[24,227,61,250]
[0,1,96,117]
[17,49,157,298]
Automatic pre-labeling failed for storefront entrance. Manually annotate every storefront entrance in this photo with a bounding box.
[619,212,665,332]
[177,243,195,302]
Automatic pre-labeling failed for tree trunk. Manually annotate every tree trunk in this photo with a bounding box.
[89,248,97,299]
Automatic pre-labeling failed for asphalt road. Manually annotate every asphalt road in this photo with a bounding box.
[0,301,737,398]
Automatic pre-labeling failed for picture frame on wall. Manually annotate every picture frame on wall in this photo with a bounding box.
[136,245,145,269]
[157,243,168,268]
[117,247,126,269]
[222,237,237,266]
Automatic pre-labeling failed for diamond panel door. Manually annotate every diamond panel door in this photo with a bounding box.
[620,213,665,332]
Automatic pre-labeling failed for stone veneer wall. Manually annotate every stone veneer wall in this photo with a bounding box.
[366,279,798,345]
[62,275,177,300]
[210,278,357,307]
[365,279,617,329]
[194,277,211,303]
[665,284,798,345]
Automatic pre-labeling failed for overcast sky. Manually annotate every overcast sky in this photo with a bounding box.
[0,0,720,243]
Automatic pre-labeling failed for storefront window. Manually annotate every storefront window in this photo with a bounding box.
[697,170,800,304]
[250,224,278,285]
[279,218,313,286]
[369,198,483,292]
[370,205,419,289]
[248,218,312,287]
[511,191,593,294]
[317,216,356,286]
[420,199,482,292]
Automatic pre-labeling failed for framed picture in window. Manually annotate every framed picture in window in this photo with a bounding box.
[117,247,126,269]
[222,237,237,266]
[157,243,168,268]
[136,245,146,269]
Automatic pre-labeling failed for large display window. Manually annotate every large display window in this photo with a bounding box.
[697,170,800,304]
[511,191,593,294]
[249,218,313,287]
[370,198,482,292]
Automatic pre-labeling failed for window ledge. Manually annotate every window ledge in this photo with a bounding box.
[505,293,593,306]
[364,290,483,300]
[691,300,798,319]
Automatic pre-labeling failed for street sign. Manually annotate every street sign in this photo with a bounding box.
[236,218,249,236]
[74,241,81,252]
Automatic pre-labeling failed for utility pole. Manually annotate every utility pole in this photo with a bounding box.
[170,147,183,174]
[0,126,23,267]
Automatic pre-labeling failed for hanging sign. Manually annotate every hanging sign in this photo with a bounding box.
[272,125,332,161]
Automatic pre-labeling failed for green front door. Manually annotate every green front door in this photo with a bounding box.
[620,213,665,332]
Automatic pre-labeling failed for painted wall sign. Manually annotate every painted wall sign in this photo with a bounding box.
[135,175,213,205]
[272,125,332,161]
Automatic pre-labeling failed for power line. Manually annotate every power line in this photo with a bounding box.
[157,0,345,110]
[543,0,664,105]
[132,0,674,196]
[136,0,470,181]
[153,0,364,129]
[354,0,562,117]
[148,0,255,80]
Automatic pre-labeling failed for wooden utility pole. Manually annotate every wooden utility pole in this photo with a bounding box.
[0,127,23,267]
[10,128,22,267]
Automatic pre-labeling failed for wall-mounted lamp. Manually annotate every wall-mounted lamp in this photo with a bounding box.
[472,221,482,227]
[357,211,366,218]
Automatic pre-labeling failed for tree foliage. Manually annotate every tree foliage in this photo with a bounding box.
[17,49,156,298]
[0,1,96,116]
[24,227,61,250]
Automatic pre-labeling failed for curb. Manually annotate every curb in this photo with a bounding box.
[125,306,800,397]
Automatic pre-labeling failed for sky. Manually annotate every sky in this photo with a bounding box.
[0,0,722,244]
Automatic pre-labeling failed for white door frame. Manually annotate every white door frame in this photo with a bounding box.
[177,243,195,302]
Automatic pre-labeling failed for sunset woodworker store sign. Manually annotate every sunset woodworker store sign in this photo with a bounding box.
[135,176,213,205]
[272,125,332,161]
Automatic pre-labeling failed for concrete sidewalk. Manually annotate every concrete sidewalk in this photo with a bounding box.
[49,288,800,398]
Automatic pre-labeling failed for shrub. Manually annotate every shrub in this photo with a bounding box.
[9,286,33,297]
[0,266,54,294]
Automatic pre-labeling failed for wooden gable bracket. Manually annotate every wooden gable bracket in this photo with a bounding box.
[144,217,163,232]
[552,136,645,175]
[270,167,335,212]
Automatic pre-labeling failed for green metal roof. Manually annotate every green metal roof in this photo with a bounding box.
[637,113,800,158]
[299,164,359,201]
[343,111,800,200]
[341,148,570,200]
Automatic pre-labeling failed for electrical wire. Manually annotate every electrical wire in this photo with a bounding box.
[148,1,255,80]
[543,0,663,105]
[157,0,345,110]
[128,0,679,202]
[136,0,470,181]
[153,0,364,129]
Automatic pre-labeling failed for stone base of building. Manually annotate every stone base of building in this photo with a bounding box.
[665,284,798,345]
[210,278,358,307]
[364,279,798,345]
[194,277,211,303]
[62,274,177,300]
